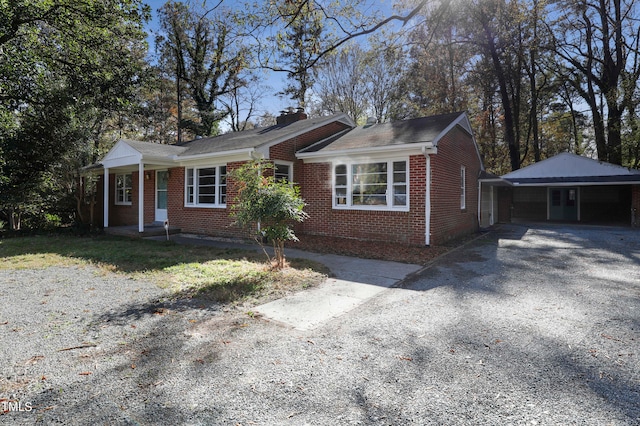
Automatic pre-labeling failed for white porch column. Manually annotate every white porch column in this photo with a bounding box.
[138,162,144,233]
[103,167,109,228]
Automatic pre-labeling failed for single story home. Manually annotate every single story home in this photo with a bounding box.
[93,110,485,246]
[483,152,640,226]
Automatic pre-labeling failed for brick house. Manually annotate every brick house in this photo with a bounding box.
[96,110,484,246]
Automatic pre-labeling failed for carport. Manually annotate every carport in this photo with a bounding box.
[491,153,640,226]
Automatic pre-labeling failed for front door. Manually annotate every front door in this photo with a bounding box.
[155,170,168,223]
[549,187,578,221]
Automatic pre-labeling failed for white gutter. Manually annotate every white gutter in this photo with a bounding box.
[297,142,436,161]
[477,181,482,227]
[509,180,640,187]
[173,147,255,162]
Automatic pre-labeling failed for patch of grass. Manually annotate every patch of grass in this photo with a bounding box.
[0,235,328,304]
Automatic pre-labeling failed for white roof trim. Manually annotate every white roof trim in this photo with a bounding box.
[297,142,436,163]
[255,113,355,157]
[174,147,255,162]
[431,112,484,171]
[511,180,639,187]
[101,140,143,169]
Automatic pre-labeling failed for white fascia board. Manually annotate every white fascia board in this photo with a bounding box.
[142,156,179,167]
[431,113,469,147]
[175,148,254,167]
[512,180,640,187]
[432,112,485,171]
[102,154,142,169]
[297,143,436,163]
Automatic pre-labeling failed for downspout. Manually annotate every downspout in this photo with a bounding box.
[103,167,109,228]
[423,147,431,246]
[477,180,482,227]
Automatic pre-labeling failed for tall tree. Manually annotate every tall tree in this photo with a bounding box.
[364,40,411,122]
[550,0,640,165]
[313,43,370,124]
[0,0,150,229]
[157,1,248,138]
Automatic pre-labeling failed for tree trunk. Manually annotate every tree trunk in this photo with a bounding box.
[480,15,520,171]
[605,99,624,165]
[9,208,21,231]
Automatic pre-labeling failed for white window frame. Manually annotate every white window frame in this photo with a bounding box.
[274,161,294,183]
[460,165,466,210]
[185,165,227,208]
[332,158,410,211]
[114,173,132,205]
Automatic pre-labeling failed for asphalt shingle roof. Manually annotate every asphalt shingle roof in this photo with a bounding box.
[120,139,187,157]
[300,111,467,153]
[176,113,350,157]
[502,152,640,183]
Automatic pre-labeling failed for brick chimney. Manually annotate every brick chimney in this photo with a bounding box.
[276,107,307,126]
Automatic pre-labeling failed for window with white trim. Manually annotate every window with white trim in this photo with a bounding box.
[333,160,409,210]
[115,174,132,205]
[274,162,293,183]
[460,165,466,210]
[185,165,227,207]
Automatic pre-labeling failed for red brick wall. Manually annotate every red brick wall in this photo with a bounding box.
[104,171,157,226]
[108,172,137,226]
[166,162,246,237]
[429,127,481,245]
[144,171,155,224]
[299,155,427,245]
[269,122,351,183]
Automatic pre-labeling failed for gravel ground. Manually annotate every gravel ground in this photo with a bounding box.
[1,224,639,425]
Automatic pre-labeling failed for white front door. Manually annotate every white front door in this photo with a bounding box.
[155,170,168,223]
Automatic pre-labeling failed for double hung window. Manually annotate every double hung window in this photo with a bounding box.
[115,174,132,205]
[334,160,408,210]
[274,162,293,183]
[185,165,227,207]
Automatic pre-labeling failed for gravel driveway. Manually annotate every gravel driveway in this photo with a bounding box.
[1,224,639,425]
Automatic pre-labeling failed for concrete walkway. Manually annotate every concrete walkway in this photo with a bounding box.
[151,234,422,330]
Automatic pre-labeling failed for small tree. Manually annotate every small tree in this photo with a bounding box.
[230,160,308,269]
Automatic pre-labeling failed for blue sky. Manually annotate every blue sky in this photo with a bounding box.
[140,0,397,125]
[142,0,293,124]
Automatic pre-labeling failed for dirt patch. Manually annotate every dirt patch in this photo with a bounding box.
[290,233,482,265]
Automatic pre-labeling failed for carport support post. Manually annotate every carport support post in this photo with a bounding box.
[103,167,109,228]
[138,162,144,233]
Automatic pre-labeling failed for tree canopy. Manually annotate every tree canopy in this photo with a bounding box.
[2,0,640,231]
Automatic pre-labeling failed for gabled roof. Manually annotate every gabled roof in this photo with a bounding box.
[502,152,640,185]
[96,113,354,169]
[176,113,353,158]
[298,111,470,158]
[120,139,187,158]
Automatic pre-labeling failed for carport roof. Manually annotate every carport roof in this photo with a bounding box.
[502,152,640,185]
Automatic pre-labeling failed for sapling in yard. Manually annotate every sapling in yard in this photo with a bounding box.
[230,160,308,269]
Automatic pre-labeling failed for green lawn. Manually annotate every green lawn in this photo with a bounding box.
[0,235,329,304]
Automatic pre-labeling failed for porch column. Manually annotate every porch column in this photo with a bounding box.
[138,162,144,233]
[103,167,109,228]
